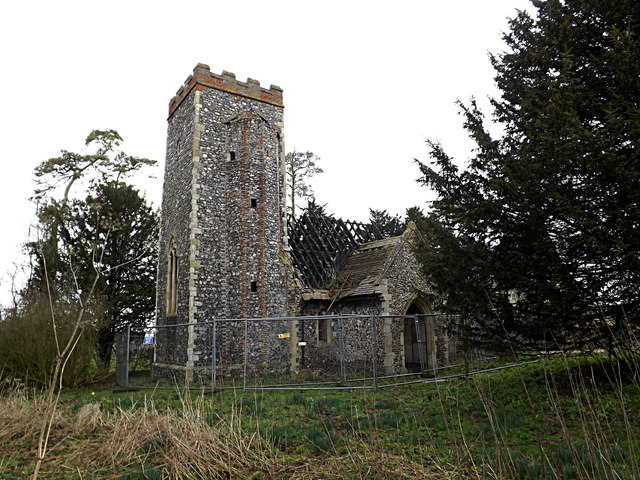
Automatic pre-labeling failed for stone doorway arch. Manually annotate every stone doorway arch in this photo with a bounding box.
[403,299,433,373]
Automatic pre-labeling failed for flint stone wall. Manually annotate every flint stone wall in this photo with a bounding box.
[155,65,287,379]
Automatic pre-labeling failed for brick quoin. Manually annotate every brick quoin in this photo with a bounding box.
[239,119,251,319]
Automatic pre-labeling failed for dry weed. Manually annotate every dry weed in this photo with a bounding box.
[0,389,46,444]
[74,404,104,433]
[98,399,277,478]
[0,385,509,479]
[295,450,449,480]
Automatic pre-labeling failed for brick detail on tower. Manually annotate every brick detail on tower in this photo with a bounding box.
[155,64,288,380]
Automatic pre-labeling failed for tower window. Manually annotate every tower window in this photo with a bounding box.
[251,198,257,208]
[229,151,236,161]
[250,281,258,293]
[166,243,178,316]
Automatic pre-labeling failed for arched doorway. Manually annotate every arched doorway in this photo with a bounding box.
[403,300,428,372]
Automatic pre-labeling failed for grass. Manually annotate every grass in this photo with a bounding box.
[1,353,639,479]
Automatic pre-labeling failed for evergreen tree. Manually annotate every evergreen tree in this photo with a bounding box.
[416,0,640,352]
[369,209,405,238]
[302,198,329,218]
[29,130,155,292]
[64,182,158,365]
[27,130,157,366]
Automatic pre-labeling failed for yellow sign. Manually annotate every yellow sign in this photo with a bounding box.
[278,333,290,339]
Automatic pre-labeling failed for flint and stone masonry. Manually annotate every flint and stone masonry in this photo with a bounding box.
[154,64,456,382]
[155,64,289,381]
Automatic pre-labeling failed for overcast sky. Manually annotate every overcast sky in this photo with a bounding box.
[0,0,535,307]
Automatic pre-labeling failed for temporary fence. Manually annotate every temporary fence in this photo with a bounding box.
[115,313,496,392]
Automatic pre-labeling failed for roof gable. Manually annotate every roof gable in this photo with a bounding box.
[330,236,403,298]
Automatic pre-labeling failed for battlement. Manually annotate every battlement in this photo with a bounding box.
[168,63,284,117]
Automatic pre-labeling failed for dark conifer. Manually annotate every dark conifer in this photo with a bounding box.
[416,0,640,352]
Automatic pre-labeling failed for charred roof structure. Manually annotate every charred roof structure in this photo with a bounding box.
[287,211,385,290]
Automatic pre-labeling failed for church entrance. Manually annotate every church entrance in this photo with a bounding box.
[403,301,428,373]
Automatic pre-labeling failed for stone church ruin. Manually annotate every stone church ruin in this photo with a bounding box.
[154,64,455,382]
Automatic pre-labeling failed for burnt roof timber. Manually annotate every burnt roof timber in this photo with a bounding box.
[287,212,386,289]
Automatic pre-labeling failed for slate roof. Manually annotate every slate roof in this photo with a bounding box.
[329,236,403,299]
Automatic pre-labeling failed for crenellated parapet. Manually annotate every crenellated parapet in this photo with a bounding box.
[168,63,283,117]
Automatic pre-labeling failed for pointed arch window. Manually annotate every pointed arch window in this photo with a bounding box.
[166,242,178,316]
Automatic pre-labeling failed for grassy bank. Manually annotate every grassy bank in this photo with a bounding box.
[1,354,638,479]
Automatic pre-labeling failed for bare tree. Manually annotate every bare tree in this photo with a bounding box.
[32,241,102,479]
[31,226,154,479]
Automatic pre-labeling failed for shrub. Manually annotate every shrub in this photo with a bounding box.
[0,290,98,387]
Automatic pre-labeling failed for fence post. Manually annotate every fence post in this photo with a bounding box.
[371,314,379,392]
[243,317,248,391]
[211,318,217,392]
[415,315,427,375]
[126,325,131,387]
[464,314,470,377]
[152,326,157,373]
[337,316,346,385]
[115,327,130,388]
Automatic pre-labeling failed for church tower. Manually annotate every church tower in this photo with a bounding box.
[155,64,288,379]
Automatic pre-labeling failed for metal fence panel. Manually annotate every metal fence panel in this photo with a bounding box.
[115,313,494,391]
